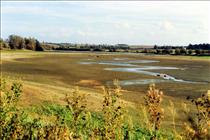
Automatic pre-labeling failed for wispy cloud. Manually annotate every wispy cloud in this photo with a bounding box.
[1,1,210,45]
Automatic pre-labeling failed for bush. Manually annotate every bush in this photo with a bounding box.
[100,80,125,139]
[184,93,210,139]
[144,84,164,139]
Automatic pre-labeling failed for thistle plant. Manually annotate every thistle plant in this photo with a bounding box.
[184,92,210,139]
[65,86,88,138]
[144,84,164,138]
[66,87,87,122]
[41,123,72,140]
[101,79,125,140]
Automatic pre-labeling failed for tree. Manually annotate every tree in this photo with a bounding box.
[180,48,187,55]
[25,38,36,50]
[201,50,207,55]
[35,40,44,51]
[195,49,201,55]
[188,50,193,55]
[156,49,162,54]
[8,35,25,49]
[154,45,158,49]
[8,35,44,51]
[169,49,174,54]
[162,49,173,54]
[0,39,3,50]
[175,49,181,55]
[0,38,9,50]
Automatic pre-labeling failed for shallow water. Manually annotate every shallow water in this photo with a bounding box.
[79,58,204,85]
[79,59,159,67]
[107,79,167,86]
[114,58,129,61]
[104,67,185,82]
[79,61,136,67]
[106,78,202,86]
[126,60,159,64]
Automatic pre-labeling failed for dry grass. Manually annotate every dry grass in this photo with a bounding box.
[77,79,102,87]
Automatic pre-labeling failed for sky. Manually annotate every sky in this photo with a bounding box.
[1,1,210,45]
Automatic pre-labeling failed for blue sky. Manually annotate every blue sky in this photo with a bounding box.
[1,1,210,45]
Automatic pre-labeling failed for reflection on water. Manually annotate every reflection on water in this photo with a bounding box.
[79,58,204,85]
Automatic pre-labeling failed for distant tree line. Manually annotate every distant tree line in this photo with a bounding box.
[0,35,43,51]
[153,44,210,56]
[154,44,210,50]
[52,43,129,52]
[1,34,209,56]
[187,43,210,50]
[1,34,130,52]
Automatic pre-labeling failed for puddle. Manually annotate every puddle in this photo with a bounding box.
[99,62,136,67]
[114,58,129,61]
[107,78,201,86]
[79,60,159,67]
[79,61,136,67]
[107,79,167,86]
[79,62,95,65]
[126,60,159,64]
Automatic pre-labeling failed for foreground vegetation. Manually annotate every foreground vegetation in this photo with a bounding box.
[0,79,209,139]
